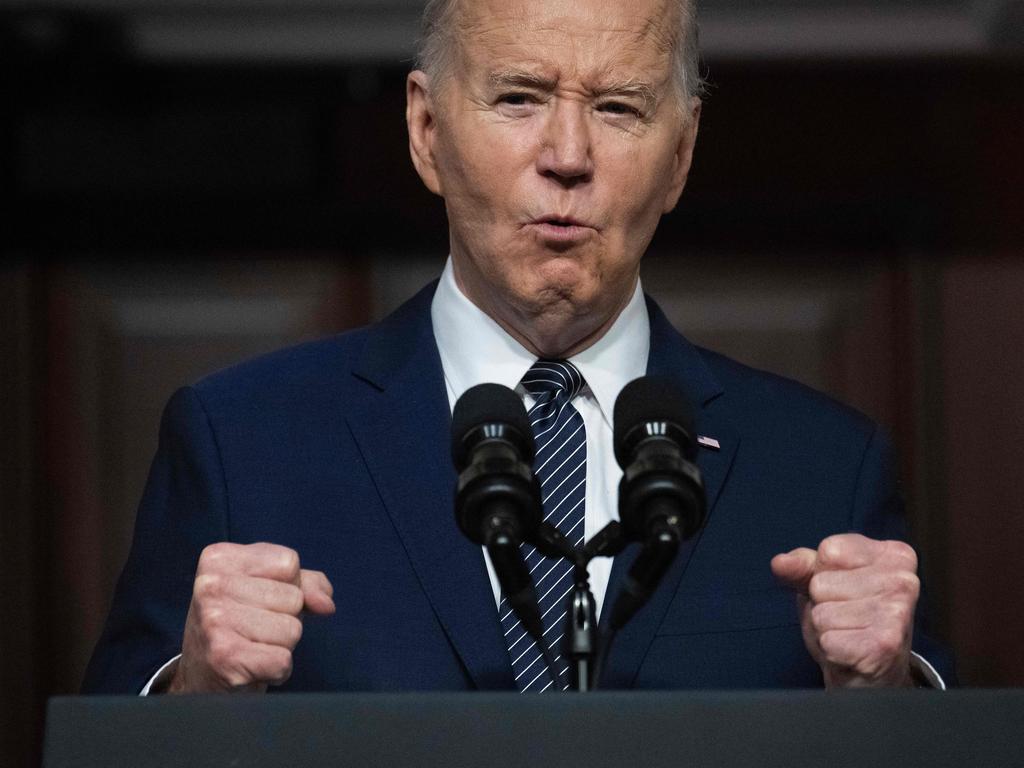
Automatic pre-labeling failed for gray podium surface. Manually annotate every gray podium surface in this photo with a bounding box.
[45,691,1024,768]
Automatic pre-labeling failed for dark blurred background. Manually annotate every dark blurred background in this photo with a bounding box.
[2,0,1023,765]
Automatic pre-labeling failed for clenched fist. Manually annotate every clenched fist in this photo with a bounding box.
[771,534,919,688]
[169,542,335,693]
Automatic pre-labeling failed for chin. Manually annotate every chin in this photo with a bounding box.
[521,282,607,326]
[532,258,597,294]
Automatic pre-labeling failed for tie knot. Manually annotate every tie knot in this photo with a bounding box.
[521,359,584,399]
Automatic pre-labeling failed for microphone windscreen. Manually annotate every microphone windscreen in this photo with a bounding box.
[451,383,534,470]
[613,376,697,467]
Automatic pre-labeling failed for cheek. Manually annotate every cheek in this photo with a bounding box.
[613,144,676,231]
[443,121,533,203]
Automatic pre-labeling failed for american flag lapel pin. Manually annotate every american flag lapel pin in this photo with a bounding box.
[697,435,721,451]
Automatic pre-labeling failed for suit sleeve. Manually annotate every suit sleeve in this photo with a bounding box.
[849,425,957,686]
[81,386,230,694]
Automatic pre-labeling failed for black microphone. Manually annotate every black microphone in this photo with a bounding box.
[609,376,707,630]
[451,383,545,640]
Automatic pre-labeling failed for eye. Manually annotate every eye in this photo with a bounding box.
[598,101,641,118]
[493,91,543,118]
[497,92,534,106]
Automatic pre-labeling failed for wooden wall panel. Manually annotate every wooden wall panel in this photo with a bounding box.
[643,253,953,638]
[643,254,903,425]
[0,266,43,768]
[41,258,370,693]
[941,257,1024,686]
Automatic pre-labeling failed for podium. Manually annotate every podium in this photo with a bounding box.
[45,690,1024,767]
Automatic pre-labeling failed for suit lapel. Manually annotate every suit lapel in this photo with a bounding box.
[345,284,515,689]
[600,297,740,688]
[344,286,740,690]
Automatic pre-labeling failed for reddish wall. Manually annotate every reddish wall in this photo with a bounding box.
[943,258,1024,685]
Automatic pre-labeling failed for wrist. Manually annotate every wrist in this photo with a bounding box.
[166,664,189,694]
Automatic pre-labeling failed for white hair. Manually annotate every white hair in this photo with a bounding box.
[414,0,705,102]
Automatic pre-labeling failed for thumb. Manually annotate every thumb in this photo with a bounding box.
[299,569,336,616]
[771,548,817,595]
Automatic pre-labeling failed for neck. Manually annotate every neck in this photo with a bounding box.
[501,304,626,359]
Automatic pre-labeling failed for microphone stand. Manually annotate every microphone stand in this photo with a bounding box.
[567,557,597,692]
[561,522,629,692]
[539,519,677,692]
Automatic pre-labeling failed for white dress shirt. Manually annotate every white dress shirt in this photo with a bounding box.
[431,258,649,618]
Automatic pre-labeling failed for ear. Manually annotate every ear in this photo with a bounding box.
[407,70,444,197]
[662,98,701,214]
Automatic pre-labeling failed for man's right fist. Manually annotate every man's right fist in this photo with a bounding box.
[168,542,335,693]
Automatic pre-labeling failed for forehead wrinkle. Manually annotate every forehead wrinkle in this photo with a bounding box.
[636,1,679,54]
[486,67,663,114]
[454,0,679,101]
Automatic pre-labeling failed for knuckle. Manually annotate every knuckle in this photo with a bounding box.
[278,548,301,579]
[810,602,830,631]
[284,585,305,615]
[886,540,918,570]
[199,542,232,569]
[818,629,834,652]
[875,628,903,657]
[818,536,844,564]
[889,600,911,626]
[808,572,827,601]
[818,631,844,664]
[198,605,226,634]
[206,635,237,670]
[268,649,294,685]
[223,668,251,688]
[895,571,920,598]
[283,616,304,647]
[194,573,223,600]
[856,654,884,679]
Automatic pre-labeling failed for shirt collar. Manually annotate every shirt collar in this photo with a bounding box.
[431,257,650,425]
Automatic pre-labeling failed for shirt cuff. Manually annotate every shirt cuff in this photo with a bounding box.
[909,651,946,690]
[141,652,944,693]
[139,655,182,696]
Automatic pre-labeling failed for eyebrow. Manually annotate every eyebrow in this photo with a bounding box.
[596,81,659,111]
[486,71,660,110]
[487,71,558,91]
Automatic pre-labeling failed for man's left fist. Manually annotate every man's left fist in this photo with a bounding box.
[771,534,919,688]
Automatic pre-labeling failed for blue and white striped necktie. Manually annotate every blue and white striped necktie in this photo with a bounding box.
[499,359,587,692]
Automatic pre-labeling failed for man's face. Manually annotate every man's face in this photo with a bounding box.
[409,0,700,355]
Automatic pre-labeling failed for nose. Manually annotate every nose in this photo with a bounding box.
[536,99,593,186]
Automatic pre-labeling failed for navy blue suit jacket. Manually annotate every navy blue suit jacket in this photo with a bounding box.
[83,283,952,693]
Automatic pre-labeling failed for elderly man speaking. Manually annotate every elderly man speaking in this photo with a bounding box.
[83,0,951,695]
